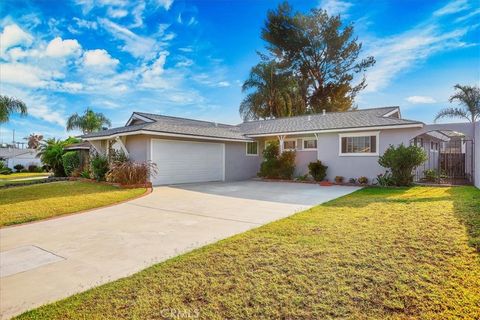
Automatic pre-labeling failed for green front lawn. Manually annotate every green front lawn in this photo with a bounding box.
[16,186,480,319]
[0,181,146,227]
[0,172,50,180]
[0,177,49,187]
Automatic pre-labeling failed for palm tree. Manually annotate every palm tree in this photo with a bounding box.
[434,84,480,123]
[240,61,303,120]
[66,108,112,134]
[24,133,44,149]
[0,95,28,123]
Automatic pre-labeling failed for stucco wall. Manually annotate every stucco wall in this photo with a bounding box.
[224,142,262,181]
[475,122,480,188]
[124,134,260,182]
[316,127,421,183]
[295,151,317,176]
[125,135,149,162]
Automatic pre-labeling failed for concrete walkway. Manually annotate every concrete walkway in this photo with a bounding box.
[0,181,359,319]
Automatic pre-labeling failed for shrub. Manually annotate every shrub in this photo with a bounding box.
[308,160,328,181]
[263,141,279,161]
[91,154,109,181]
[62,151,80,177]
[278,151,296,179]
[358,176,368,184]
[376,171,395,187]
[349,178,357,184]
[258,141,296,179]
[334,176,344,184]
[28,164,42,172]
[13,164,24,172]
[378,144,427,186]
[295,174,309,182]
[106,161,158,185]
[0,161,12,174]
[80,169,91,179]
[423,169,437,182]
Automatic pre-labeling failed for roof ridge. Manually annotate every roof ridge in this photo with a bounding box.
[240,106,400,124]
[135,112,235,127]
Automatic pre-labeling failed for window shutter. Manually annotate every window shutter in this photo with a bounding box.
[370,136,376,153]
[341,137,347,153]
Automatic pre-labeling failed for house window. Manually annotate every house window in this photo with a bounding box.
[246,141,258,155]
[339,132,378,156]
[283,140,296,150]
[303,139,317,150]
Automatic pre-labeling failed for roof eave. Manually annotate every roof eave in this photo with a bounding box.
[82,129,253,143]
[245,123,424,137]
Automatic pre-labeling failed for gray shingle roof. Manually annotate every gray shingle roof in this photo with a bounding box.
[238,107,422,135]
[82,107,423,140]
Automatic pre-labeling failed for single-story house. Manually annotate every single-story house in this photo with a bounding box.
[0,147,42,169]
[81,106,478,186]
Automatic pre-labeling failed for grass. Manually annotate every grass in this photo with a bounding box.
[0,177,49,187]
[0,172,50,180]
[15,186,480,319]
[0,181,146,227]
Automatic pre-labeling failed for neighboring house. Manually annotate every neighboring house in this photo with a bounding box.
[81,106,478,186]
[0,147,42,169]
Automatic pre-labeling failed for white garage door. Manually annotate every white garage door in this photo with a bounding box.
[151,139,225,185]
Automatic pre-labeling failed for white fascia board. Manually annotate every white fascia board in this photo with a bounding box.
[125,113,156,126]
[245,123,423,138]
[382,108,401,118]
[84,130,253,143]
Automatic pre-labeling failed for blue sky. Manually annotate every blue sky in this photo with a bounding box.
[0,0,479,142]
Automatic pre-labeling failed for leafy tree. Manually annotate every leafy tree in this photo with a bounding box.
[243,2,375,117]
[378,144,427,186]
[240,60,305,120]
[434,84,480,123]
[37,137,79,176]
[25,133,44,149]
[66,108,112,134]
[0,95,27,123]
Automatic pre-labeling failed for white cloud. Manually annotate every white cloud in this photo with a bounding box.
[45,37,82,58]
[0,63,62,88]
[140,52,170,88]
[362,9,477,93]
[99,18,158,59]
[0,24,33,55]
[318,0,352,16]
[433,0,469,16]
[455,8,480,23]
[175,58,193,67]
[217,81,230,87]
[154,0,173,10]
[130,2,145,28]
[107,7,129,18]
[73,17,98,29]
[405,96,437,104]
[83,49,119,71]
[29,103,66,127]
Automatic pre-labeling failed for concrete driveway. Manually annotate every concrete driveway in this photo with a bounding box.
[0,181,359,319]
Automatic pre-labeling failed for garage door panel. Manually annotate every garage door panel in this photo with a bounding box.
[151,139,224,185]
